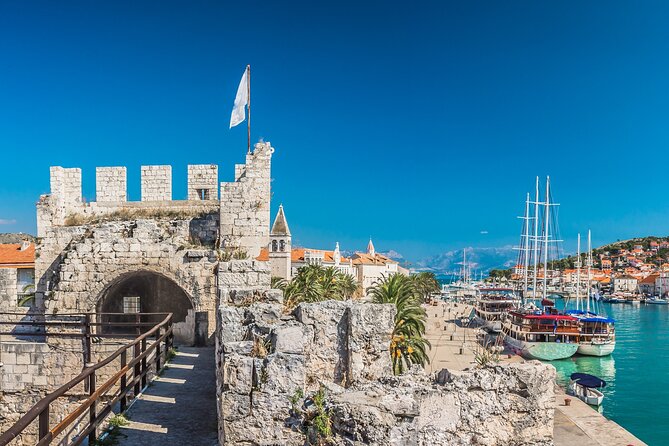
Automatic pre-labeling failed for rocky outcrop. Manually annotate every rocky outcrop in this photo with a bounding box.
[327,363,555,446]
[216,295,556,446]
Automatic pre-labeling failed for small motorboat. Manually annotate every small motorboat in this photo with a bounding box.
[602,296,625,303]
[569,373,606,406]
[646,297,669,305]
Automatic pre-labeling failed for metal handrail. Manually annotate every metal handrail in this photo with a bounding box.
[0,312,174,446]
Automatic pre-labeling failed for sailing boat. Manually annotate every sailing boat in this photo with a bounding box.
[565,231,616,357]
[445,248,477,300]
[502,176,580,360]
[473,287,520,332]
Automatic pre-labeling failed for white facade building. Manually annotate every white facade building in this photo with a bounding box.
[259,207,407,292]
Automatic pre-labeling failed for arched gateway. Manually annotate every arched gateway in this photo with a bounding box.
[97,270,195,344]
[32,142,275,345]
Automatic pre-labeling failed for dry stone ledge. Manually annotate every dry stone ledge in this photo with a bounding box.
[327,363,556,446]
[217,295,556,446]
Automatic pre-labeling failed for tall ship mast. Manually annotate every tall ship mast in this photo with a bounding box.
[565,230,616,356]
[502,176,579,361]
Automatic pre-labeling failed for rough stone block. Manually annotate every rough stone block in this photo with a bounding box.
[218,306,246,344]
[221,391,251,422]
[271,323,312,355]
[223,341,254,356]
[294,300,350,388]
[347,303,395,383]
[262,353,306,395]
[222,354,254,395]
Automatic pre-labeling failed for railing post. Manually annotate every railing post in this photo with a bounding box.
[88,371,97,444]
[141,338,147,388]
[135,313,141,336]
[38,405,49,442]
[133,342,141,396]
[167,318,173,353]
[120,350,128,412]
[83,314,92,393]
[155,328,162,372]
[84,314,92,364]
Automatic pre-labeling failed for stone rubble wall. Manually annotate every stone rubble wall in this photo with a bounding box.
[216,289,556,446]
[141,165,172,201]
[0,337,155,445]
[37,143,273,260]
[219,142,272,259]
[95,167,127,203]
[49,166,82,226]
[0,268,19,313]
[188,164,219,200]
[34,218,219,339]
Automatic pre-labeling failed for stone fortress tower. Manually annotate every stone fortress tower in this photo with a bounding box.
[268,204,291,279]
[34,142,274,344]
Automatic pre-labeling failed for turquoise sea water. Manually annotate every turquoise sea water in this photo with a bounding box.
[549,302,668,445]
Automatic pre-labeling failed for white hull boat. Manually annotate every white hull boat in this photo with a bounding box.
[569,373,607,406]
[577,341,615,357]
[505,335,578,360]
[570,381,604,406]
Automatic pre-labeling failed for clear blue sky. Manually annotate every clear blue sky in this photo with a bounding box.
[1,1,669,260]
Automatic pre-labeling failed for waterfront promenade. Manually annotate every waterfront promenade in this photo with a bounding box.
[424,302,647,446]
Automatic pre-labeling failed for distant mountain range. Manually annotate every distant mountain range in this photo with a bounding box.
[413,247,517,275]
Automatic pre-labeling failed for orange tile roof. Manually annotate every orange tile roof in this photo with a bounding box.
[0,243,35,268]
[639,273,659,284]
[351,252,397,265]
[256,247,350,264]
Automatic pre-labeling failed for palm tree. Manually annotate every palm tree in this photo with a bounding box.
[335,273,358,299]
[280,265,362,310]
[271,276,288,290]
[368,273,431,374]
[411,272,441,303]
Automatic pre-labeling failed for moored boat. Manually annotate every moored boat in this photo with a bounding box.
[502,309,580,360]
[473,288,520,332]
[567,231,616,357]
[566,310,615,356]
[569,373,606,406]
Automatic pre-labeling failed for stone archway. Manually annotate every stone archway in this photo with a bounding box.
[96,270,196,345]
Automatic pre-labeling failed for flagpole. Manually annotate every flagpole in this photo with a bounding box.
[247,65,251,154]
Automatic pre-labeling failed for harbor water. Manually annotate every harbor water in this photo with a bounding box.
[550,301,667,445]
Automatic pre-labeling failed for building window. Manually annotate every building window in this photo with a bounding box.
[279,240,286,252]
[197,189,210,200]
[272,240,278,252]
[17,268,35,307]
[123,296,141,314]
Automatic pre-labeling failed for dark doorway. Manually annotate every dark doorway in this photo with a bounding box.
[97,271,195,345]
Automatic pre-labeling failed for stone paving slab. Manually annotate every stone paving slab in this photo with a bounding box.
[117,346,218,446]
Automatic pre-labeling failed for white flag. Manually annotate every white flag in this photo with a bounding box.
[229,67,249,128]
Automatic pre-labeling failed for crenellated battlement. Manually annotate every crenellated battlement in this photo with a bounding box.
[38,141,274,259]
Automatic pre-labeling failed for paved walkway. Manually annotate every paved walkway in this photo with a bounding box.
[553,390,647,446]
[425,302,646,446]
[117,346,218,446]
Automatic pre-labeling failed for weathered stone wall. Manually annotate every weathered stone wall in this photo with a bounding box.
[35,217,219,343]
[141,165,172,201]
[96,167,127,202]
[216,290,556,446]
[35,143,274,331]
[0,337,152,445]
[219,142,273,259]
[188,164,219,200]
[0,268,19,312]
